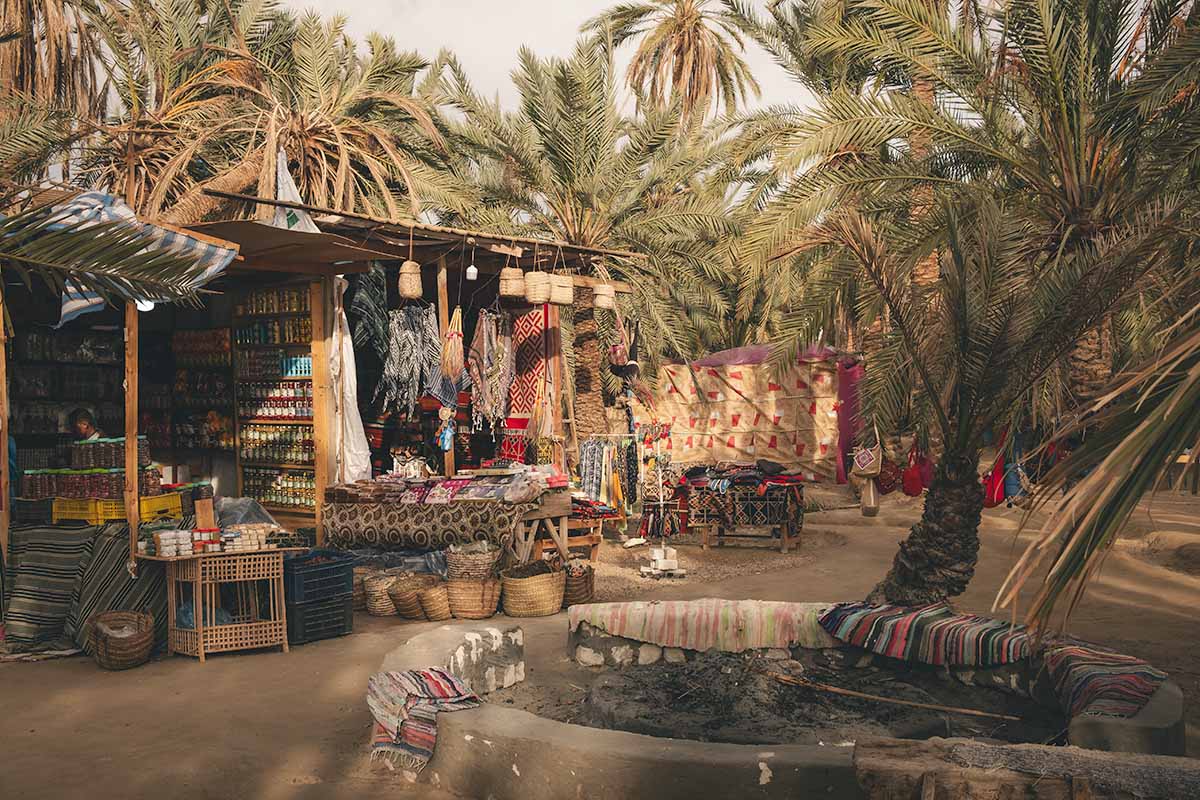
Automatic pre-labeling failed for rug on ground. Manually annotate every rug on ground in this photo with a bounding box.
[818,602,1032,667]
[368,668,480,772]
[1043,641,1167,718]
[569,598,837,652]
[2,523,99,649]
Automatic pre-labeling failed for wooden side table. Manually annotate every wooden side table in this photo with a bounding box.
[139,549,298,662]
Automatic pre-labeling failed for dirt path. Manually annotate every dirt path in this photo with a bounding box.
[1,493,1197,798]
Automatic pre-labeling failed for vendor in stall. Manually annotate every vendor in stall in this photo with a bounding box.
[68,408,105,441]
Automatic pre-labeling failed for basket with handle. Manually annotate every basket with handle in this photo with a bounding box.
[562,563,595,608]
[446,545,503,580]
[418,583,452,621]
[524,271,550,304]
[87,611,154,670]
[501,567,565,617]
[447,578,502,620]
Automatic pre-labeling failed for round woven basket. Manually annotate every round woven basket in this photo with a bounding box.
[501,568,566,617]
[524,271,550,304]
[592,283,615,309]
[499,267,525,298]
[563,566,595,608]
[447,578,502,620]
[398,260,423,300]
[418,584,452,621]
[365,574,399,616]
[88,611,154,670]
[549,274,574,305]
[388,574,440,620]
[352,567,377,611]
[446,547,502,580]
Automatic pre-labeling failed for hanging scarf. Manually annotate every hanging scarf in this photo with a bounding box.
[469,310,506,430]
[376,306,428,413]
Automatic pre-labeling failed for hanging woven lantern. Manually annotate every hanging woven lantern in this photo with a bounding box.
[549,274,574,305]
[499,266,525,298]
[398,260,422,299]
[592,283,615,309]
[524,271,551,304]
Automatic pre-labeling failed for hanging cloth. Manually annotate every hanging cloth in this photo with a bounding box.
[331,277,372,482]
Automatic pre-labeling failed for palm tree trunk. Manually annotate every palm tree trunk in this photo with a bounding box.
[572,288,609,436]
[868,450,982,605]
[1067,323,1113,408]
[158,148,265,225]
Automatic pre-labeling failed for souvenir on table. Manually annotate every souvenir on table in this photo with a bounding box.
[424,477,473,504]
[399,484,431,504]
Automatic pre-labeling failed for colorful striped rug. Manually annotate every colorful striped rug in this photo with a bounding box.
[2,523,99,648]
[1043,642,1167,718]
[368,668,480,773]
[818,602,1032,667]
[568,599,837,652]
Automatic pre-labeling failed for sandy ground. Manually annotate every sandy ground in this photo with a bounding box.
[2,490,1198,799]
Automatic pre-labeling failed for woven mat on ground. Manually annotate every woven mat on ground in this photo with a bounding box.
[2,523,99,649]
[818,602,1032,667]
[569,599,836,652]
[63,519,187,653]
[1043,641,1167,718]
[368,668,480,773]
[322,501,529,550]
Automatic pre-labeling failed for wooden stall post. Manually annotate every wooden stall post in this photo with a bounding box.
[124,301,140,564]
[309,279,332,544]
[0,283,9,563]
[435,255,455,477]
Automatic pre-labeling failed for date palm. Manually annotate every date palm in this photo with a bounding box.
[584,0,761,123]
[753,0,1200,605]
[1,0,104,118]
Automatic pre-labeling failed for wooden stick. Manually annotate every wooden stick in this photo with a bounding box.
[435,255,455,477]
[0,282,9,564]
[124,301,140,568]
[758,668,1022,722]
[310,279,331,544]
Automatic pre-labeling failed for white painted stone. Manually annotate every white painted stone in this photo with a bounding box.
[503,664,516,688]
[484,627,502,649]
[506,628,524,646]
[511,764,520,777]
[484,666,497,693]
[637,643,662,665]
[576,645,605,667]
[654,558,679,570]
[464,632,483,662]
[758,762,773,785]
[764,648,789,660]
[515,660,526,682]
[610,644,634,666]
[664,647,686,664]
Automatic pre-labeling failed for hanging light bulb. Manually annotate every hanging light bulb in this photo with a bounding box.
[135,299,155,312]
[466,248,478,281]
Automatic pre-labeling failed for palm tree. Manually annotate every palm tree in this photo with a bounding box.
[441,38,739,427]
[584,0,761,123]
[0,0,104,118]
[749,0,1200,605]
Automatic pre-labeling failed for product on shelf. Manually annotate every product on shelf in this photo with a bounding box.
[238,380,313,420]
[243,466,316,509]
[233,317,312,346]
[171,368,234,408]
[21,465,163,500]
[235,287,310,316]
[235,349,312,379]
[172,329,232,367]
[239,423,314,464]
[17,330,122,364]
[173,411,235,451]
[69,437,151,469]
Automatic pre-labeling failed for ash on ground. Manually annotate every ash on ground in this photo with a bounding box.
[497,650,1066,747]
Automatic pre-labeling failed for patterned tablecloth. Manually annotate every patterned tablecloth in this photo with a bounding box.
[322,500,533,550]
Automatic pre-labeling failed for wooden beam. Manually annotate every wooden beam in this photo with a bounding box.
[0,283,9,564]
[310,279,332,545]
[436,256,455,477]
[124,302,140,566]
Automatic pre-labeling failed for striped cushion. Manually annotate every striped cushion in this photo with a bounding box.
[3,523,100,647]
[63,518,194,652]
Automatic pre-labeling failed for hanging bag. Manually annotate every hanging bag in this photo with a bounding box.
[902,444,924,497]
[851,425,883,478]
[982,430,1008,508]
[860,477,880,517]
[609,313,630,367]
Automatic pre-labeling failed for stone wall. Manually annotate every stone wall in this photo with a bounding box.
[381,624,525,695]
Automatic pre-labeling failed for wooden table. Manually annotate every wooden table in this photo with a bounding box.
[688,484,804,554]
[138,548,303,663]
[511,489,588,563]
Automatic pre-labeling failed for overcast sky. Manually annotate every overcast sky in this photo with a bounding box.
[286,0,816,113]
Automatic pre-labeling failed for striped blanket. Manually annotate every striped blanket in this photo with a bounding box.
[818,602,1031,667]
[367,669,480,773]
[1044,643,1167,718]
[2,523,99,648]
[568,599,836,652]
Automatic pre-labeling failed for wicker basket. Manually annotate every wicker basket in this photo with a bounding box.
[593,283,615,309]
[447,578,502,620]
[501,568,566,617]
[549,274,574,305]
[418,584,452,621]
[446,546,502,580]
[365,574,399,616]
[388,574,440,620]
[87,611,154,670]
[499,267,525,298]
[352,567,377,611]
[524,271,550,304]
[398,260,423,300]
[563,566,595,608]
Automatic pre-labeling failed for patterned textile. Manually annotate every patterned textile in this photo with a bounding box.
[469,310,507,430]
[377,305,431,413]
[62,520,188,653]
[1043,642,1167,718]
[498,433,529,463]
[368,668,480,772]
[569,599,836,652]
[818,602,1032,667]
[506,306,546,424]
[322,501,532,550]
[2,523,99,648]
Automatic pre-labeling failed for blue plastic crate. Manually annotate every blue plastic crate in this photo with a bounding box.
[282,548,355,604]
[286,595,353,644]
